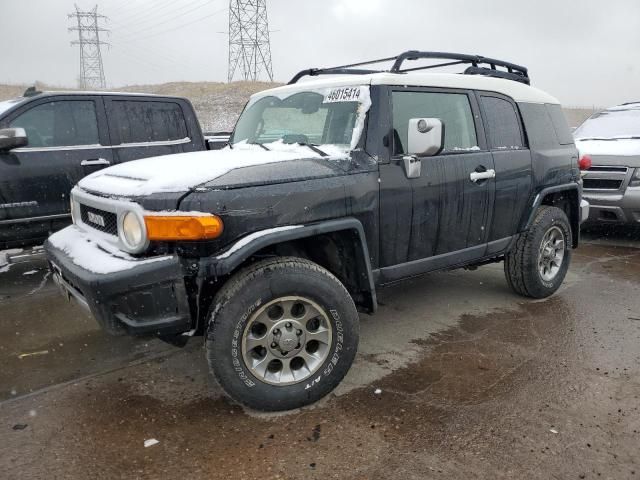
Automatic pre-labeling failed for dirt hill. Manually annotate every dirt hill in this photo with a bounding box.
[1,81,597,130]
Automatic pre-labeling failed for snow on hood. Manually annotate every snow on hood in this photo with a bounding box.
[575,138,640,157]
[78,141,349,197]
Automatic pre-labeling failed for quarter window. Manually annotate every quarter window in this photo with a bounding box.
[9,100,99,148]
[392,91,478,154]
[111,101,188,144]
[480,96,525,149]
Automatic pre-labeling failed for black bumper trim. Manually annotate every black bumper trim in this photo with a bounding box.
[44,240,193,336]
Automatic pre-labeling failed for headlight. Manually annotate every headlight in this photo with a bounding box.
[630,168,640,187]
[120,211,146,250]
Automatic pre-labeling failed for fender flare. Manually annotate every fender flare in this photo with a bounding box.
[522,183,580,247]
[201,217,377,312]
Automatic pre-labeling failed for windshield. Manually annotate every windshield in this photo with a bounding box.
[231,86,370,151]
[574,106,640,140]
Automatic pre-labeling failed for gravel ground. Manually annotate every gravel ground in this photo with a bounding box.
[0,231,638,479]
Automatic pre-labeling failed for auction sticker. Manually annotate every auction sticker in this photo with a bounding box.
[324,87,363,103]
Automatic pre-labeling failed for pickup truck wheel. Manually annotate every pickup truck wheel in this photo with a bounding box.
[205,257,359,411]
[504,206,572,299]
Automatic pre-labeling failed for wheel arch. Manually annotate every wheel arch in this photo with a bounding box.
[200,218,377,317]
[523,184,580,248]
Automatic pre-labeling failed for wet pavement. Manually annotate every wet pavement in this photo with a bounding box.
[0,231,639,479]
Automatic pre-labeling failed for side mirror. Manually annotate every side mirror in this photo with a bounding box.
[0,128,28,152]
[406,118,444,157]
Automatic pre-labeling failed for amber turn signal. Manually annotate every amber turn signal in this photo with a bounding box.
[144,214,224,241]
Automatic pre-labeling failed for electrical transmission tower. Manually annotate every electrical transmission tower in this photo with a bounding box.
[68,4,109,89]
[228,0,274,82]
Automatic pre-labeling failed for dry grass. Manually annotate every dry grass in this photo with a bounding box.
[1,81,596,130]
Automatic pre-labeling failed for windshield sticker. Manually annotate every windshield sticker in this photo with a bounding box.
[323,87,362,103]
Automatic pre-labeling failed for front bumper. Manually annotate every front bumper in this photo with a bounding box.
[44,226,193,336]
[583,188,640,224]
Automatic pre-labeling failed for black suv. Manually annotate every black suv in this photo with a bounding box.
[0,90,225,250]
[45,51,589,411]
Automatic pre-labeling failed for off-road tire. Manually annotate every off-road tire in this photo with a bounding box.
[504,206,572,298]
[206,256,359,411]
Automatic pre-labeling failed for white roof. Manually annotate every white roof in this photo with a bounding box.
[254,72,559,105]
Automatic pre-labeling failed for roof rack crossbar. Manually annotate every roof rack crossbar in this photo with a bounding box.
[397,59,469,73]
[288,50,530,85]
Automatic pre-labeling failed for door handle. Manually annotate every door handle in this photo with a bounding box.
[470,169,496,183]
[81,158,111,167]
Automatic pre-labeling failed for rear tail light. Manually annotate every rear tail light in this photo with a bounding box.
[578,155,592,171]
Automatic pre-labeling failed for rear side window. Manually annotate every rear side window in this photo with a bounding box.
[392,91,478,154]
[480,96,525,149]
[546,104,574,145]
[9,100,99,148]
[111,100,188,144]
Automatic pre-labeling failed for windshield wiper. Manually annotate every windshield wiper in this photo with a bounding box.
[246,141,270,151]
[297,142,328,157]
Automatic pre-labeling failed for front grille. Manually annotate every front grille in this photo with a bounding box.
[583,178,623,190]
[80,204,118,235]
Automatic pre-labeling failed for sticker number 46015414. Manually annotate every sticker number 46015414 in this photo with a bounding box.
[324,87,362,103]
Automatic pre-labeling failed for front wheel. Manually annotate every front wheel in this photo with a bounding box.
[206,257,359,411]
[504,206,572,298]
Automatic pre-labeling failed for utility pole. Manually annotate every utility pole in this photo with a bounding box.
[228,0,274,82]
[68,4,109,89]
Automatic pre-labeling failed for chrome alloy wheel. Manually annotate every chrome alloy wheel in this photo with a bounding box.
[241,296,333,386]
[538,226,565,282]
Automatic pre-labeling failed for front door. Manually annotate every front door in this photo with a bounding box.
[0,96,112,222]
[378,88,494,281]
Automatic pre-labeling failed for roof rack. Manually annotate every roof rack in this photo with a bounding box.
[288,50,530,85]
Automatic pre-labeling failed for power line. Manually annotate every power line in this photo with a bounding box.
[117,7,228,43]
[228,0,273,82]
[104,0,178,24]
[115,0,217,39]
[110,0,200,31]
[68,4,110,89]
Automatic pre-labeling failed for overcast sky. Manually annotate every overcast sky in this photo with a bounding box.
[1,0,639,107]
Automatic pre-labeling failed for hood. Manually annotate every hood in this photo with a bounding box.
[575,138,640,168]
[77,141,350,198]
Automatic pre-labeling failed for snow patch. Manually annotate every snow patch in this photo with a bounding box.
[143,210,214,217]
[0,248,23,273]
[216,226,303,259]
[575,138,640,157]
[144,438,159,448]
[49,225,171,274]
[77,141,349,198]
[449,146,481,152]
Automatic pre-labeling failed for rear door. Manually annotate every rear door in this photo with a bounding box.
[477,93,532,252]
[0,95,112,222]
[104,97,194,164]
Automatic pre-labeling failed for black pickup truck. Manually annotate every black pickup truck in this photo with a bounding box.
[45,51,590,411]
[0,89,229,249]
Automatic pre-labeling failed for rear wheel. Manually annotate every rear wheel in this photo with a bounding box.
[504,206,572,298]
[206,257,359,411]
